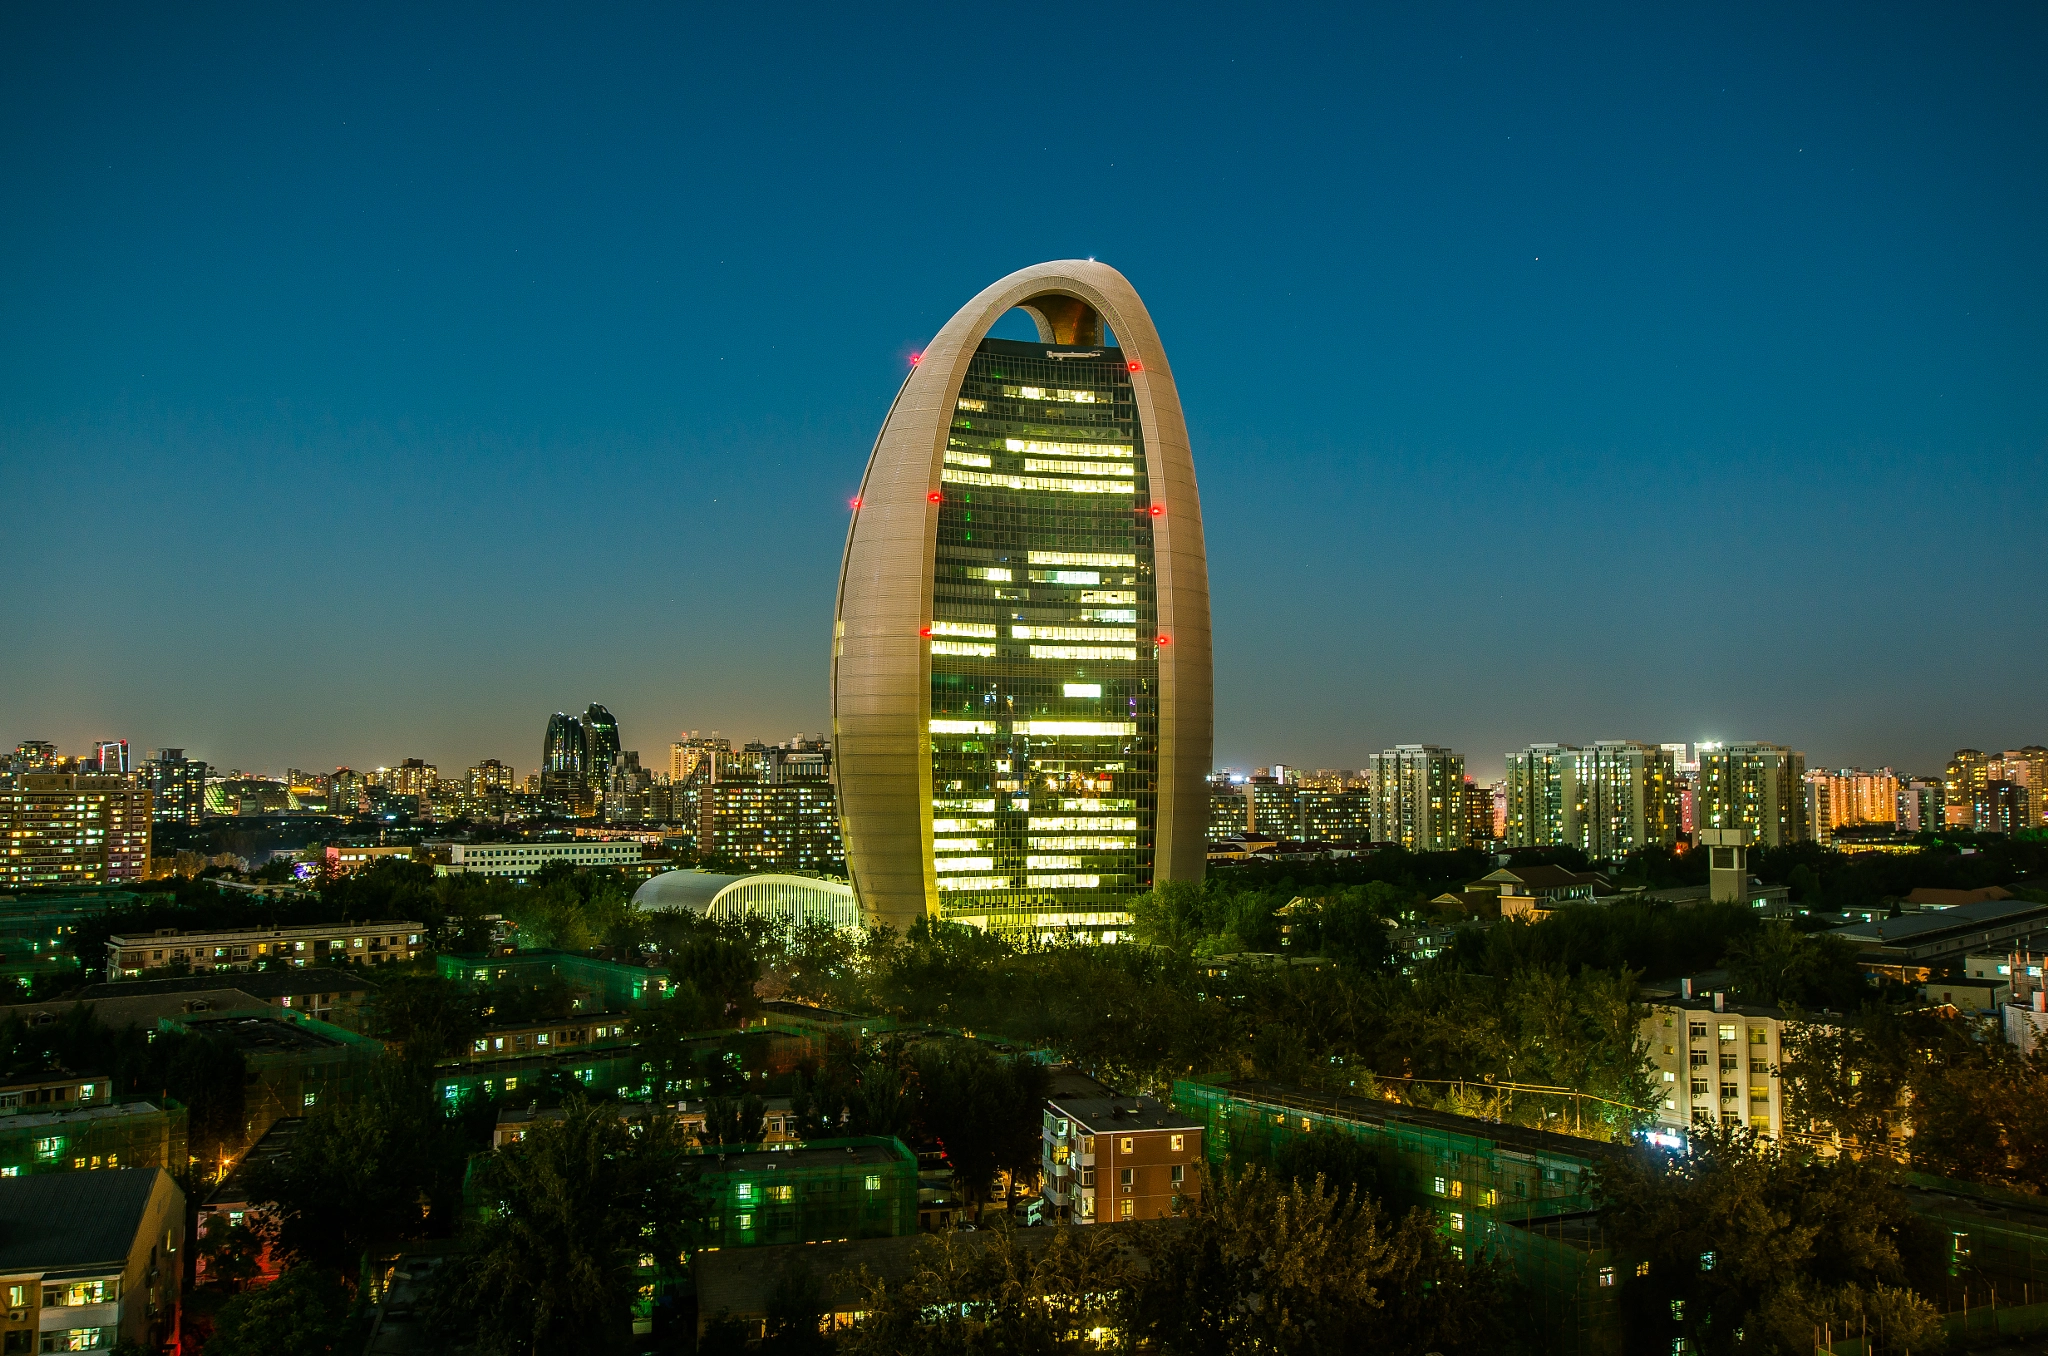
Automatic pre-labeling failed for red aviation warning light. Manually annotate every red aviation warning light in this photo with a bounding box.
[919,627,933,637]
[1148,504,1165,517]
[1127,360,1143,372]
[910,353,922,366]
[1155,634,1171,646]
[928,490,944,503]
[850,496,863,510]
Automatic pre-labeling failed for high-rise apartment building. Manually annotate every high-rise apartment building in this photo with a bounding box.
[831,261,1211,934]
[1503,744,1583,850]
[1582,741,1677,859]
[467,759,516,818]
[1804,767,1899,846]
[1369,746,1464,853]
[1245,778,1300,837]
[1,774,153,887]
[1976,782,2032,836]
[93,740,130,775]
[1503,742,1676,858]
[1697,742,1808,847]
[1944,750,1991,828]
[329,767,363,817]
[670,734,729,784]
[391,759,436,815]
[698,782,844,873]
[1896,778,1944,834]
[1208,781,1248,839]
[8,742,57,772]
[605,752,653,822]
[144,749,208,826]
[1997,747,2048,829]
[1299,788,1372,845]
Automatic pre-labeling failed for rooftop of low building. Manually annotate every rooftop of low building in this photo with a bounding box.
[1047,1095,1203,1135]
[1481,865,1611,890]
[1830,897,2048,946]
[688,1137,908,1172]
[204,1117,307,1207]
[171,1013,349,1053]
[1210,1078,1635,1167]
[0,1168,168,1271]
[76,967,376,1000]
[106,920,421,941]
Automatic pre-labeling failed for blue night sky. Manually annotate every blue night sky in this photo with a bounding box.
[2,4,2043,782]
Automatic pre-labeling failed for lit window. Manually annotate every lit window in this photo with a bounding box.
[1013,720,1136,736]
[1013,625,1136,642]
[1023,458,1129,476]
[942,468,1132,495]
[1029,645,1138,661]
[1001,387,1104,406]
[1028,550,1135,568]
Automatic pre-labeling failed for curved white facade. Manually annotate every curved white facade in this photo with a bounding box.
[831,261,1212,934]
[633,869,858,931]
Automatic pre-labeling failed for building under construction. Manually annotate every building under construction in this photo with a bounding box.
[0,1095,187,1177]
[1174,1079,1625,1356]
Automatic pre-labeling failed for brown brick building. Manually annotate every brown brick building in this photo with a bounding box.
[1041,1095,1202,1224]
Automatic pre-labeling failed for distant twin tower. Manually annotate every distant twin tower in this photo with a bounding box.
[831,261,1214,937]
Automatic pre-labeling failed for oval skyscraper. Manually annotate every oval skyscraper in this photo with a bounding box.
[831,261,1212,936]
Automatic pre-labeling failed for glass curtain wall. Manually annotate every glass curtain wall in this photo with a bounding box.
[927,337,1159,937]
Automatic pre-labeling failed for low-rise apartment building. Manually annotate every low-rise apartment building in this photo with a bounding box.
[1041,1095,1202,1224]
[1483,865,1617,922]
[62,966,378,1024]
[490,1098,805,1150]
[0,1168,184,1355]
[1642,995,1786,1141]
[106,922,424,978]
[459,1014,635,1062]
[322,844,416,874]
[0,1078,186,1178]
[157,1013,384,1149]
[443,840,648,878]
[1829,898,2048,982]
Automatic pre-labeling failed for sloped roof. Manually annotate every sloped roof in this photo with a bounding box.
[0,1168,165,1270]
[630,870,748,913]
[1904,886,2014,908]
[75,967,374,1000]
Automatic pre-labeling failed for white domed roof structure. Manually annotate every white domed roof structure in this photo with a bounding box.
[633,869,859,931]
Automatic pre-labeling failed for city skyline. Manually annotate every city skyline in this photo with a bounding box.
[3,8,2044,786]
